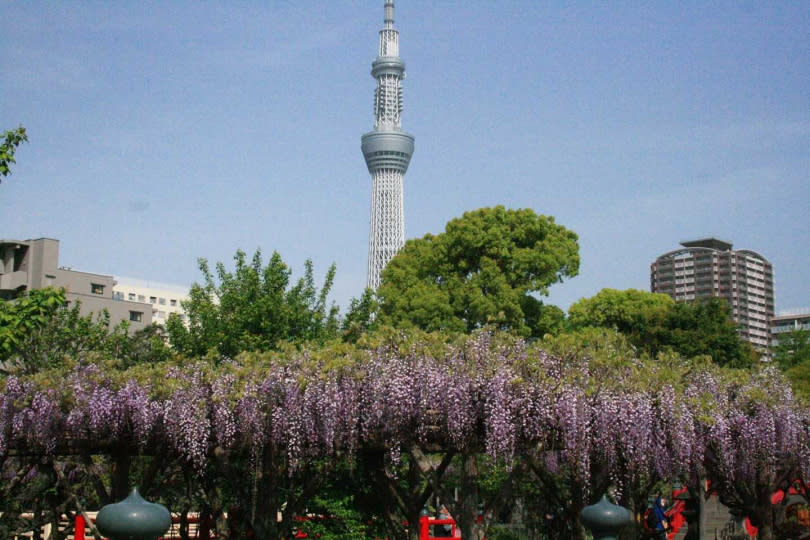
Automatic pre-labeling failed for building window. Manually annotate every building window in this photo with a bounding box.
[113,291,124,301]
[91,283,105,295]
[150,296,157,304]
[128,293,136,301]
[138,295,146,302]
[170,299,177,307]
[159,297,166,305]
[129,311,143,322]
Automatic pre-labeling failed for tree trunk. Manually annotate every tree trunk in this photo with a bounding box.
[454,452,485,540]
[198,506,212,540]
[569,478,587,540]
[754,483,775,540]
[757,523,774,540]
[178,508,190,540]
[406,508,422,540]
[32,498,43,540]
[248,472,286,540]
[362,446,451,540]
[110,452,131,501]
[694,477,707,540]
[49,510,67,540]
[201,478,229,538]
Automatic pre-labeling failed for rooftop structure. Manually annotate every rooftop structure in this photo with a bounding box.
[362,0,415,290]
[679,237,734,251]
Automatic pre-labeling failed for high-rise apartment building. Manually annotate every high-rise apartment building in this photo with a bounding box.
[362,0,415,290]
[650,238,774,349]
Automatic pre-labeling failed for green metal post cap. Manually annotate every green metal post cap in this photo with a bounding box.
[579,495,633,540]
[96,488,172,540]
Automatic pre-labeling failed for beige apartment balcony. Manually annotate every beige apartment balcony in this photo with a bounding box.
[0,270,28,292]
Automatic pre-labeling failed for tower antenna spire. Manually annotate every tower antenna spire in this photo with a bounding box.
[384,0,395,28]
[362,1,414,290]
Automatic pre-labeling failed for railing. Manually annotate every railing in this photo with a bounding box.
[11,513,212,540]
[419,514,459,540]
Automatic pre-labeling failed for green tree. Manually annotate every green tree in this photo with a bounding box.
[772,329,810,370]
[377,206,579,337]
[0,288,67,366]
[784,358,810,400]
[166,249,339,357]
[522,299,566,338]
[341,289,378,343]
[1,287,170,374]
[773,329,810,399]
[567,289,756,367]
[663,298,756,367]
[567,288,674,335]
[0,125,28,181]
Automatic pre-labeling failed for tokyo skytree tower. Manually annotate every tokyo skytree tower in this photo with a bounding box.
[362,0,414,290]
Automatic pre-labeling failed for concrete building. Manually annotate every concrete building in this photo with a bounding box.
[650,238,774,349]
[0,238,153,330]
[113,277,189,326]
[771,310,810,347]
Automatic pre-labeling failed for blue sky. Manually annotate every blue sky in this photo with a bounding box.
[2,1,808,314]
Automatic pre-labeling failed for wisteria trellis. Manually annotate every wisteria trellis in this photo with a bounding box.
[1,336,808,498]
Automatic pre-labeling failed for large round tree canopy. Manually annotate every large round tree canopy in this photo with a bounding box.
[377,206,579,336]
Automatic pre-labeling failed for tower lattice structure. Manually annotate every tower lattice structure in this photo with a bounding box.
[362,0,414,290]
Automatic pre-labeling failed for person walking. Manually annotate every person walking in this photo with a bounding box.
[434,505,453,538]
[651,495,670,540]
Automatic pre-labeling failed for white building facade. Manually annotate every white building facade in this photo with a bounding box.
[771,310,810,347]
[113,277,189,327]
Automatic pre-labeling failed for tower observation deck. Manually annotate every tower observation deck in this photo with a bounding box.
[362,0,414,290]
